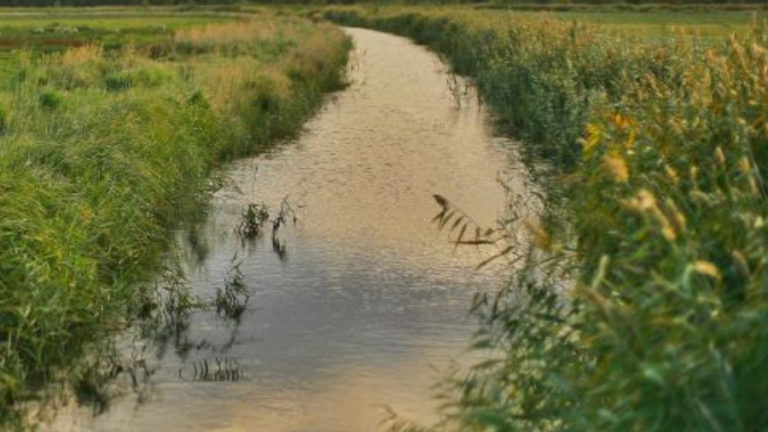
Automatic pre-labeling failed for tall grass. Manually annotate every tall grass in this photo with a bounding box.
[325,6,768,431]
[0,14,349,428]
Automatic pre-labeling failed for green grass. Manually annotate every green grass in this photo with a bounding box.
[0,13,231,51]
[324,5,768,432]
[0,10,236,84]
[0,10,350,429]
[526,10,766,38]
[324,5,767,39]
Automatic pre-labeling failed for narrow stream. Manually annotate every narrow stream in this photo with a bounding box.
[53,27,532,432]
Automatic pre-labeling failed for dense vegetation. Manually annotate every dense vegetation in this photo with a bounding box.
[324,6,768,432]
[0,11,349,428]
[2,4,767,432]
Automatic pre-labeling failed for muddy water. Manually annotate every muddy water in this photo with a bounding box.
[58,28,530,432]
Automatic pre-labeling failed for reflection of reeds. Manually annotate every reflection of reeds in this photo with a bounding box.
[237,202,270,239]
[236,197,296,260]
[180,357,243,382]
[72,347,155,416]
[270,198,296,261]
[215,262,250,322]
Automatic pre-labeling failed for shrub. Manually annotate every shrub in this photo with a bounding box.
[38,88,63,110]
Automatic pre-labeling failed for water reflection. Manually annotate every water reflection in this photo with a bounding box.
[47,27,533,432]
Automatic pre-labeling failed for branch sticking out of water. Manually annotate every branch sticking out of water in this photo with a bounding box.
[237,203,270,239]
[236,197,298,261]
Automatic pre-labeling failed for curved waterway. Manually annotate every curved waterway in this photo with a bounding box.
[53,27,532,432]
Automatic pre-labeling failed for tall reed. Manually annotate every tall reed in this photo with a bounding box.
[325,6,768,431]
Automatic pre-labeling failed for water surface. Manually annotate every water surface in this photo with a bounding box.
[54,27,529,432]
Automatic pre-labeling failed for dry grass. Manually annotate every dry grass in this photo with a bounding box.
[175,19,278,46]
[59,44,103,65]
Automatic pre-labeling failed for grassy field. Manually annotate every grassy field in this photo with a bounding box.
[324,6,768,432]
[0,8,350,429]
[515,10,764,38]
[0,11,231,84]
[0,15,228,50]
[325,5,767,38]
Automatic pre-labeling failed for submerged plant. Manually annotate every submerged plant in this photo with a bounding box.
[71,346,155,416]
[236,197,297,259]
[270,197,297,261]
[215,261,250,322]
[237,202,270,239]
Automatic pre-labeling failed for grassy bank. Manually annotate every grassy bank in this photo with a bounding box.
[0,10,349,428]
[324,6,768,431]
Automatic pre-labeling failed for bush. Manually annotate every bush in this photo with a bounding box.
[38,88,63,109]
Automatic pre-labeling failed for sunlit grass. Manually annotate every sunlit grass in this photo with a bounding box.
[0,11,350,429]
[325,6,768,432]
[533,10,765,38]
